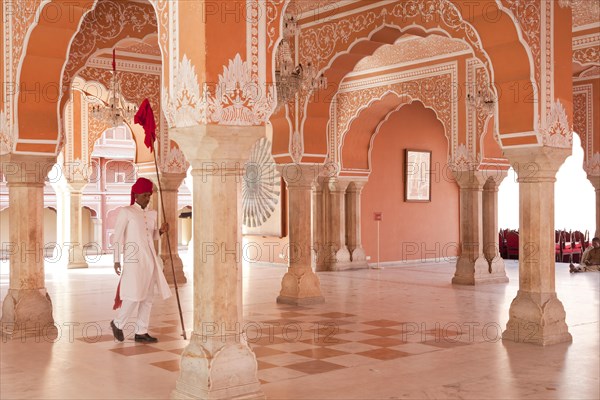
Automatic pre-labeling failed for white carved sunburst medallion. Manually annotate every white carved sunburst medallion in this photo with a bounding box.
[242,138,280,227]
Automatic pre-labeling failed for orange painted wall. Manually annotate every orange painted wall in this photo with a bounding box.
[361,102,459,263]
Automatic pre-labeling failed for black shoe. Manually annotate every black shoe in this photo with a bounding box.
[111,320,124,342]
[134,333,158,343]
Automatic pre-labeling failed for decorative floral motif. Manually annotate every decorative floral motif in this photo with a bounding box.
[540,100,572,148]
[573,84,593,162]
[267,0,286,51]
[64,157,89,182]
[242,138,280,227]
[61,0,158,105]
[163,55,207,128]
[584,152,600,177]
[574,46,600,66]
[291,130,303,163]
[162,145,189,174]
[580,66,600,78]
[0,111,12,155]
[448,143,481,171]
[207,54,275,126]
[296,0,494,150]
[501,0,541,98]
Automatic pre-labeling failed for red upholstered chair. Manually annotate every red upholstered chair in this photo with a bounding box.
[499,230,507,259]
[505,230,519,260]
[560,231,574,263]
[571,231,585,263]
[555,230,562,262]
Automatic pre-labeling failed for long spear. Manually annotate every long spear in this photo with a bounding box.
[134,98,187,340]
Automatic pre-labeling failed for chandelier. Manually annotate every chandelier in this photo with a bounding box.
[90,49,137,126]
[275,13,327,110]
[466,88,496,115]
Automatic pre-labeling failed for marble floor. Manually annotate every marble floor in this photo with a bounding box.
[1,256,598,399]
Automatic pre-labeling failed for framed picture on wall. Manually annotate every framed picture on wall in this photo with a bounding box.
[404,149,432,202]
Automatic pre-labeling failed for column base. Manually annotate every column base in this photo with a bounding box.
[67,262,89,269]
[452,255,491,285]
[277,295,325,305]
[278,270,325,304]
[327,261,368,271]
[481,256,509,283]
[172,333,264,400]
[502,290,572,346]
[1,289,57,340]
[161,254,187,284]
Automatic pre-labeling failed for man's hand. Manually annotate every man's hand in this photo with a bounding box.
[159,222,169,235]
[114,262,122,276]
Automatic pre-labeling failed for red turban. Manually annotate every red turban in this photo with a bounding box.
[130,177,154,205]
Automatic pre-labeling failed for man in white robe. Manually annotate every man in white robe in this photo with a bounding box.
[110,177,172,342]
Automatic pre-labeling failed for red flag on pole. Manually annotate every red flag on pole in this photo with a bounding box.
[134,98,156,152]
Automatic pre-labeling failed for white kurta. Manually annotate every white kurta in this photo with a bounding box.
[112,203,171,302]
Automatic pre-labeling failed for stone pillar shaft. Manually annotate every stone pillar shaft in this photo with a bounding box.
[66,181,88,269]
[158,173,187,284]
[502,147,572,346]
[325,178,351,271]
[277,164,324,305]
[345,180,368,268]
[0,154,56,339]
[482,171,508,281]
[452,170,489,285]
[170,125,264,400]
[313,178,326,271]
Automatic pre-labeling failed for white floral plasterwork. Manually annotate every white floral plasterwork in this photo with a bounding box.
[208,54,274,126]
[540,100,572,148]
[162,146,189,174]
[163,54,274,128]
[584,152,600,177]
[164,55,207,128]
[449,143,481,171]
[0,111,12,155]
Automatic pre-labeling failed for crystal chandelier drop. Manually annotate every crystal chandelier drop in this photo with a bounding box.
[90,49,137,126]
[275,13,327,110]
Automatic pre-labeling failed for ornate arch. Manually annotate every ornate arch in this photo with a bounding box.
[272,0,535,161]
[336,62,457,169]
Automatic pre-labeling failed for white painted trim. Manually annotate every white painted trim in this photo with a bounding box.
[301,0,395,29]
[16,139,59,144]
[572,32,600,49]
[574,73,600,81]
[498,131,538,139]
[258,0,267,85]
[573,22,600,32]
[344,49,472,79]
[498,143,542,149]
[11,150,58,156]
[339,61,458,92]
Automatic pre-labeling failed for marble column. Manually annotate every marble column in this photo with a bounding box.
[325,178,352,271]
[589,175,600,238]
[170,125,264,400]
[65,180,89,269]
[452,170,494,285]
[312,177,326,272]
[91,217,103,250]
[0,154,57,339]
[502,147,572,345]
[345,180,368,269]
[157,172,187,284]
[277,164,324,305]
[482,171,509,282]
